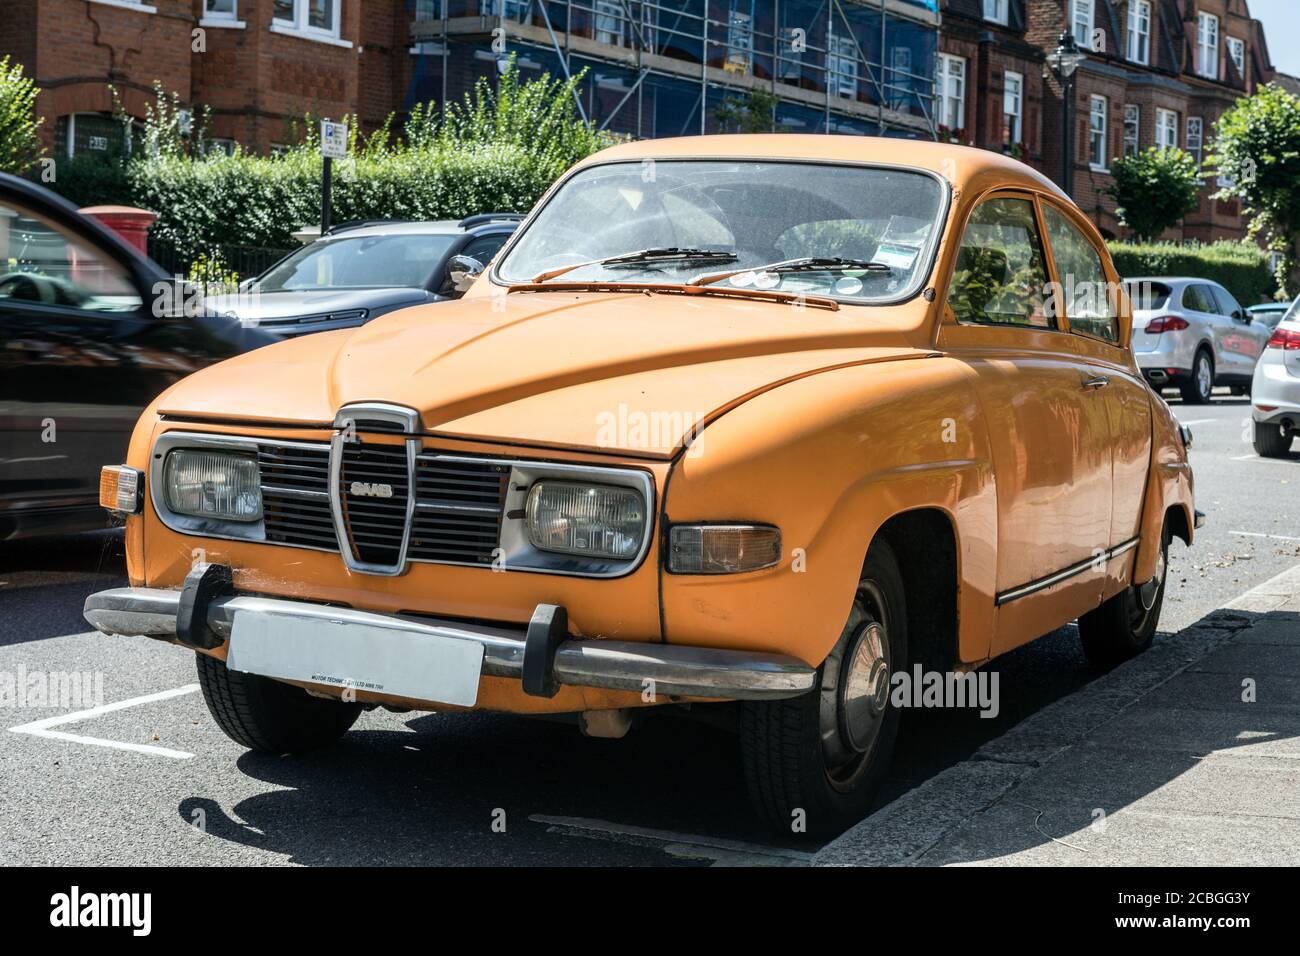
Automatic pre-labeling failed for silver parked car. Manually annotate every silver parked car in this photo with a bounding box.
[1250,303,1300,458]
[1123,277,1273,404]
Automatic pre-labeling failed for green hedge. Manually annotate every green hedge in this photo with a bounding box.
[120,143,564,253]
[1108,240,1275,305]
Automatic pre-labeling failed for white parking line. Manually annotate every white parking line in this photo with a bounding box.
[1177,419,1216,426]
[530,813,814,866]
[1230,530,1300,543]
[8,684,201,759]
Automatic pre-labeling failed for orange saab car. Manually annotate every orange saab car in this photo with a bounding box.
[86,135,1199,837]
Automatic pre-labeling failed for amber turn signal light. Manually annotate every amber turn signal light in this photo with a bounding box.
[100,465,143,515]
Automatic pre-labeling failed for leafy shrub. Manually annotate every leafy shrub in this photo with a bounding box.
[1108,239,1274,305]
[45,60,615,260]
[1108,148,1202,242]
[0,55,44,174]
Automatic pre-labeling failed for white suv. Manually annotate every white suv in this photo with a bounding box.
[1251,303,1300,458]
[1124,277,1273,404]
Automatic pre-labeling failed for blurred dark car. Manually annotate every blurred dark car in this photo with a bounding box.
[203,215,521,337]
[0,172,275,540]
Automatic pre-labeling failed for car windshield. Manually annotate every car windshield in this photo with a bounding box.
[1123,280,1172,311]
[255,233,459,292]
[496,160,946,304]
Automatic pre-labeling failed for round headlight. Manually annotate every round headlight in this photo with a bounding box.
[163,449,262,522]
[525,481,645,560]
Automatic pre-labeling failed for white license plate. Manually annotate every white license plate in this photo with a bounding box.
[227,612,484,706]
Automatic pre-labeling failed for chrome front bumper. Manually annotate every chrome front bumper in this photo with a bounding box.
[83,586,816,702]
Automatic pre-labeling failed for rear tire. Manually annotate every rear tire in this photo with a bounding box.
[740,540,907,839]
[1179,349,1214,404]
[197,653,361,753]
[1253,421,1294,458]
[1078,528,1169,670]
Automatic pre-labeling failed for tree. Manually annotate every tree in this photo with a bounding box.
[0,55,44,174]
[1210,83,1300,296]
[1107,147,1202,242]
[712,90,778,133]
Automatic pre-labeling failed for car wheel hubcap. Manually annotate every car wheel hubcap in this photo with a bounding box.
[1139,546,1166,612]
[1197,357,1212,397]
[820,582,891,790]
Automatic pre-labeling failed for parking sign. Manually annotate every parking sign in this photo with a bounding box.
[321,120,348,160]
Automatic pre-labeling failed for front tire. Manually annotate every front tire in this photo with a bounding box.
[740,540,907,839]
[197,653,362,753]
[1179,349,1214,404]
[1253,421,1294,458]
[1078,527,1169,669]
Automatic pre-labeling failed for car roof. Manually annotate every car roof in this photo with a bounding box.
[1123,277,1215,286]
[572,134,1069,197]
[322,218,519,239]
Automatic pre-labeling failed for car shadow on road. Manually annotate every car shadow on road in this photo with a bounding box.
[832,607,1300,865]
[173,624,1129,864]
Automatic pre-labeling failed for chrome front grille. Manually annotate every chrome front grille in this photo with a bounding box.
[253,436,510,573]
[257,444,339,551]
[337,442,411,569]
[409,457,510,564]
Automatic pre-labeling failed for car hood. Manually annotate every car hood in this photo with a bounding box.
[158,291,933,458]
[203,287,438,321]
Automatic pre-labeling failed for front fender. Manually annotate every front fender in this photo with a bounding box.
[1134,393,1196,585]
[660,356,997,668]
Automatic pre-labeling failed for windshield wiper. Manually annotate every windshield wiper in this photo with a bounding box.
[690,256,890,287]
[530,247,738,283]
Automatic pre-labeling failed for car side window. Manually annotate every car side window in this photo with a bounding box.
[1182,284,1215,313]
[1042,204,1119,343]
[0,201,141,312]
[1209,285,1241,318]
[461,234,509,266]
[947,197,1053,329]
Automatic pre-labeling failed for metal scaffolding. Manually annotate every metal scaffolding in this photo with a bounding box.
[409,0,940,139]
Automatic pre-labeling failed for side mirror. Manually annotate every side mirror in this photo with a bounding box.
[1233,309,1250,323]
[447,255,484,294]
[238,277,257,293]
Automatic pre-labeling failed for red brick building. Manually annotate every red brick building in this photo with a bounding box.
[939,1,1276,242]
[0,0,399,157]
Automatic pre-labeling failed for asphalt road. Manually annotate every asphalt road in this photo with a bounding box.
[1,388,1296,866]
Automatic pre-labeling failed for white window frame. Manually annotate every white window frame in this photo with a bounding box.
[1155,107,1178,150]
[88,0,157,12]
[1003,71,1023,146]
[1197,12,1219,80]
[983,0,1009,26]
[937,53,966,131]
[1186,116,1203,165]
[725,7,754,75]
[1089,94,1108,171]
[1226,37,1245,77]
[1123,103,1140,157]
[595,0,624,46]
[1126,0,1150,65]
[201,0,244,28]
[271,0,350,47]
[1072,0,1095,51]
[826,36,859,99]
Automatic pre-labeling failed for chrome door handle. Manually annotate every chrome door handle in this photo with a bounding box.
[1082,375,1110,390]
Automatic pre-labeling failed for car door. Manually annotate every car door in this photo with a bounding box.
[1211,284,1269,376]
[1182,283,1229,374]
[937,192,1113,655]
[1040,200,1152,600]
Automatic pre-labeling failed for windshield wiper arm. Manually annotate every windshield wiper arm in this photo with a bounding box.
[530,248,738,283]
[690,256,889,287]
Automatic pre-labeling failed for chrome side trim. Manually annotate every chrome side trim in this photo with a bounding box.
[83,587,816,701]
[995,536,1141,607]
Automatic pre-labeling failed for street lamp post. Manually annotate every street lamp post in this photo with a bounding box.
[1046,31,1086,199]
